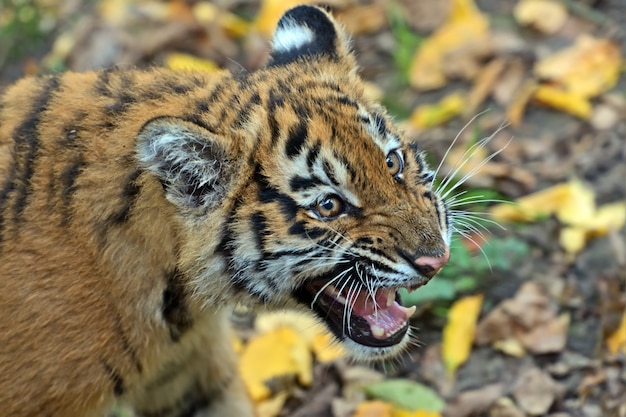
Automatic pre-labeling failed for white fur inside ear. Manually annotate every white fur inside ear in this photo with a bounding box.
[272,19,315,53]
[137,119,231,209]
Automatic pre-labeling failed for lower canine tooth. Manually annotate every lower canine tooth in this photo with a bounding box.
[405,305,417,318]
[371,325,385,338]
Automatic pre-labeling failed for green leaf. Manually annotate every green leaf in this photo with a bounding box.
[400,279,456,305]
[364,379,445,412]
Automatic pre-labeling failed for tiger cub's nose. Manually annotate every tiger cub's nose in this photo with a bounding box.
[414,246,450,278]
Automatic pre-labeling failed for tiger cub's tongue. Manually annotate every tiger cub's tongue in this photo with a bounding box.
[350,288,417,340]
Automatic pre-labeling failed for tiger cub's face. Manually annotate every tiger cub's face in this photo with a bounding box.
[139,6,450,360]
[225,7,451,359]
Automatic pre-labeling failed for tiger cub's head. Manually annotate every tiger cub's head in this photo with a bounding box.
[138,5,450,359]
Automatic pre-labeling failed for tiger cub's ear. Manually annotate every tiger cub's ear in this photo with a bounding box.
[136,117,236,210]
[267,5,354,67]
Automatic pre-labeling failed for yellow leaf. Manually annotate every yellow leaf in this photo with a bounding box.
[256,392,288,417]
[393,410,443,417]
[311,332,345,363]
[409,93,466,128]
[586,201,626,237]
[354,400,394,417]
[192,3,250,38]
[256,311,345,362]
[409,0,489,90]
[255,0,314,38]
[562,201,626,255]
[491,180,624,255]
[533,85,592,119]
[513,0,568,34]
[239,325,312,401]
[559,226,587,255]
[535,35,622,98]
[493,338,527,357]
[554,180,596,226]
[165,53,219,72]
[490,180,592,223]
[606,310,626,354]
[442,294,484,375]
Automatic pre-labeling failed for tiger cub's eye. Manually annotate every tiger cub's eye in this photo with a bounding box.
[317,195,344,218]
[386,150,403,177]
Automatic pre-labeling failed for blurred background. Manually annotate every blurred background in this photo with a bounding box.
[1,0,625,416]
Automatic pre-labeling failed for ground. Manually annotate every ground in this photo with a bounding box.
[1,0,624,416]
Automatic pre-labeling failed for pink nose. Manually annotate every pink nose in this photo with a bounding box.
[414,245,450,278]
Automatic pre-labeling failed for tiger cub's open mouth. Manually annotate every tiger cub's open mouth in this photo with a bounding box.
[298,280,417,348]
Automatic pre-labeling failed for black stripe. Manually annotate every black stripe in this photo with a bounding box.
[306,141,321,169]
[368,258,397,275]
[264,247,315,260]
[250,211,269,250]
[333,149,358,182]
[288,220,326,238]
[0,165,16,243]
[162,269,193,342]
[289,175,324,192]
[232,91,261,128]
[104,72,137,116]
[195,88,223,115]
[94,68,115,97]
[285,120,308,158]
[112,312,143,373]
[322,159,340,187]
[102,361,125,396]
[59,157,84,226]
[254,165,299,220]
[373,113,387,136]
[267,88,284,145]
[106,168,142,225]
[8,76,60,229]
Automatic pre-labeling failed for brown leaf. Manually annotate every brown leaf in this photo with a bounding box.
[512,367,561,416]
[443,383,504,417]
[517,313,569,354]
[464,57,507,118]
[335,4,388,35]
[489,397,526,417]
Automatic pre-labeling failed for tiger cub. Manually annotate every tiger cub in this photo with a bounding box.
[0,5,450,417]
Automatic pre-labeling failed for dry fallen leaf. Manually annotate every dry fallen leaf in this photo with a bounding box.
[533,84,592,119]
[490,179,626,255]
[512,367,561,416]
[393,410,443,417]
[535,35,622,98]
[476,282,566,355]
[443,383,504,417]
[335,4,388,35]
[256,392,289,417]
[192,3,250,37]
[353,400,394,417]
[409,93,466,128]
[513,0,568,34]
[606,309,626,355]
[442,294,484,374]
[517,313,569,354]
[238,325,312,401]
[165,53,219,72]
[409,0,490,90]
[532,35,622,118]
[256,311,345,362]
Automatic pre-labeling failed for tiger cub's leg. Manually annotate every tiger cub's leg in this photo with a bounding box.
[129,314,254,417]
